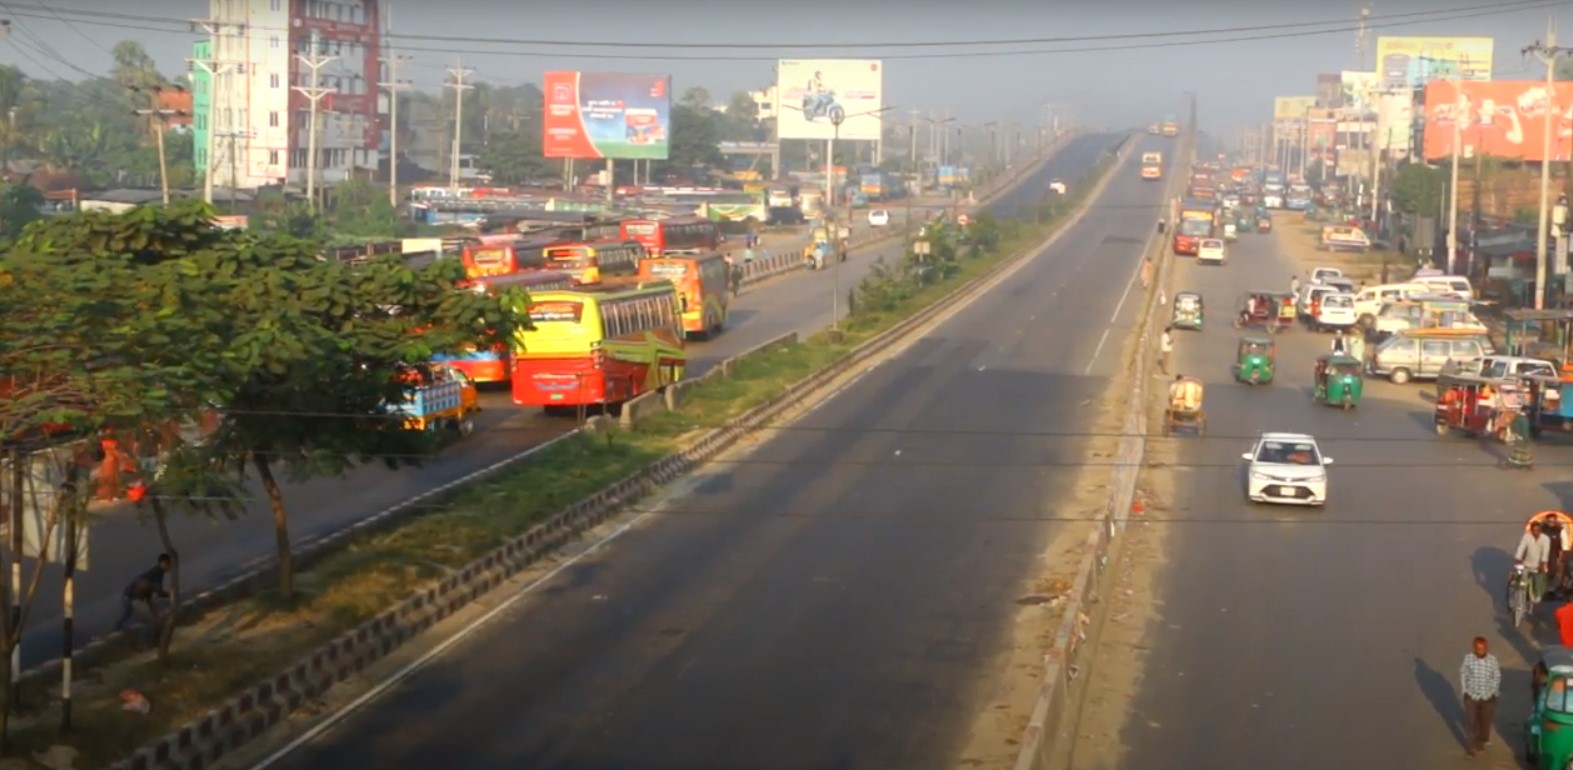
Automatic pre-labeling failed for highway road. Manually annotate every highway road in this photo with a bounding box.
[14,136,1112,671]
[259,131,1160,770]
[1092,221,1573,769]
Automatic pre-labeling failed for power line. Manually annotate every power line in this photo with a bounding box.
[0,1,1560,62]
[26,0,109,56]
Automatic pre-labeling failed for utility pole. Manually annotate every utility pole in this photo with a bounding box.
[446,58,475,193]
[293,31,336,212]
[1447,78,1464,275]
[1526,21,1568,309]
[379,53,412,207]
[130,85,188,204]
[187,18,237,205]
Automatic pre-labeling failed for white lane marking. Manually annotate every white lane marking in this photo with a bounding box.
[1084,329,1112,375]
[1107,216,1163,325]
[247,507,658,770]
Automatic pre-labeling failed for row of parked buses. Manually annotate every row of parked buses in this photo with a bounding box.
[438,215,736,411]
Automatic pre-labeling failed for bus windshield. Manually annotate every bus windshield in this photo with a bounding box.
[1178,219,1212,237]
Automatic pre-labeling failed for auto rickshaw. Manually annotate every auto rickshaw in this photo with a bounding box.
[1162,375,1206,436]
[1236,213,1254,235]
[1524,374,1573,437]
[1234,291,1295,333]
[1223,221,1238,242]
[1312,353,1363,409]
[1172,291,1203,330]
[1526,646,1573,768]
[1234,334,1276,385]
[1257,214,1272,233]
[1434,373,1522,440]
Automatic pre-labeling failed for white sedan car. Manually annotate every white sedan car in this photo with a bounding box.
[1242,432,1332,506]
[867,209,890,227]
[1048,179,1067,195]
[1197,238,1227,265]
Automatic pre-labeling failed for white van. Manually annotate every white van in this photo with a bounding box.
[1411,274,1473,299]
[1353,283,1428,328]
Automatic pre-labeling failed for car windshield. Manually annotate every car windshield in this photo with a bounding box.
[1256,441,1321,465]
[1202,240,1222,249]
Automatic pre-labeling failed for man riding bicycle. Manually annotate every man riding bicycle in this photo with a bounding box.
[1517,519,1554,603]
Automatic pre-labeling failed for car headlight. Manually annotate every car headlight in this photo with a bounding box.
[1250,471,1273,482]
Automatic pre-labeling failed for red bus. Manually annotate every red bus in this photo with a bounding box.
[619,216,721,257]
[435,270,576,383]
[460,234,569,279]
[511,281,686,410]
[542,240,645,285]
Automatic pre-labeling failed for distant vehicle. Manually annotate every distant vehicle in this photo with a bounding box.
[1140,151,1163,180]
[1048,179,1067,194]
[1148,123,1160,135]
[1197,238,1227,265]
[867,209,890,227]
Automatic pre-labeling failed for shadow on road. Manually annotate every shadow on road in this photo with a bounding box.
[1413,655,1467,749]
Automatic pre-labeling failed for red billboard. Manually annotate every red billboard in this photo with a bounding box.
[1423,80,1573,162]
[542,71,671,161]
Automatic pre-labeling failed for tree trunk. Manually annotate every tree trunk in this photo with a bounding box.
[149,495,180,665]
[251,454,293,600]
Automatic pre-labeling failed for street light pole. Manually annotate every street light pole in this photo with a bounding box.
[829,113,843,332]
[1447,81,1463,276]
[1527,22,1566,308]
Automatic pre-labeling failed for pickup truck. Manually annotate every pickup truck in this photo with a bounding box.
[392,366,480,437]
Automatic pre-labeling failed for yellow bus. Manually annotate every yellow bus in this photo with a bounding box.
[509,280,686,409]
[636,251,731,338]
[541,239,645,286]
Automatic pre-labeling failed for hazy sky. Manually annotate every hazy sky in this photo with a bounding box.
[0,0,1562,136]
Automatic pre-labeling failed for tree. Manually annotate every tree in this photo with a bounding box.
[111,40,164,92]
[723,90,760,141]
[477,128,554,185]
[660,105,725,174]
[327,178,402,240]
[1389,162,1446,217]
[680,86,712,111]
[0,183,41,241]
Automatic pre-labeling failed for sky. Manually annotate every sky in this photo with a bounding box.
[0,0,1563,140]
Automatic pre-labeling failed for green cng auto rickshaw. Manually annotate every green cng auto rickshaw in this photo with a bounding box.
[1527,646,1573,768]
[1172,291,1204,330]
[1313,353,1364,409]
[1234,334,1276,385]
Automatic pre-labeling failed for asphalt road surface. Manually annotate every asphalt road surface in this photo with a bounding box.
[1109,223,1573,769]
[261,132,1168,770]
[14,136,1109,671]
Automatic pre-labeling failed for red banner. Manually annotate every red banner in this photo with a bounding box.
[1423,80,1573,162]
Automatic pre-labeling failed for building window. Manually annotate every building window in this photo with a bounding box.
[270,0,280,9]
[269,35,280,49]
[270,72,280,88]
[269,149,279,165]
[269,111,279,127]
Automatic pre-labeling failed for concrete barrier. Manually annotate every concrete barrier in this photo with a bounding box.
[104,129,1104,770]
[619,390,667,428]
[1011,129,1195,770]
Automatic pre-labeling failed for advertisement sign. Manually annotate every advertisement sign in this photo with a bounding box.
[1308,109,1338,149]
[1274,96,1316,121]
[542,71,671,160]
[776,59,884,141]
[1317,74,1342,108]
[1376,91,1415,154]
[1422,80,1573,162]
[1341,71,1378,113]
[1377,36,1494,89]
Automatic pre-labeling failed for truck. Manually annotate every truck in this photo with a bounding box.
[391,366,480,437]
[1286,183,1313,211]
[1140,152,1163,180]
[1173,199,1216,256]
[1161,116,1179,137]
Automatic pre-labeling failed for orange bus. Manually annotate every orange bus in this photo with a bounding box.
[510,281,686,410]
[542,240,645,285]
[460,234,566,279]
[636,252,731,338]
[435,270,576,383]
[619,216,721,257]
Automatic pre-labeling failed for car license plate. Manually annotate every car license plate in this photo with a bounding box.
[1273,485,1293,496]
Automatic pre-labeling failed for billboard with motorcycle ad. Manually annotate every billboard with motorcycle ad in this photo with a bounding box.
[776,59,884,142]
[542,71,671,160]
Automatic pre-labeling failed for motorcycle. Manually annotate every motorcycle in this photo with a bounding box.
[801,89,846,124]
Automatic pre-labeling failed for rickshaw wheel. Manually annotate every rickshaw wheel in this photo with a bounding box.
[1341,398,1352,411]
[1434,421,1449,436]
[1198,416,1207,436]
[1162,412,1172,437]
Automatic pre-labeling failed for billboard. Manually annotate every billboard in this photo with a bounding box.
[1274,96,1316,121]
[1421,80,1573,162]
[1377,36,1494,89]
[1308,109,1338,150]
[1317,73,1342,108]
[542,71,671,160]
[1376,91,1414,154]
[1341,71,1377,113]
[776,59,884,141]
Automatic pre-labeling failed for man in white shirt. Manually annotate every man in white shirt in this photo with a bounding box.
[1159,327,1174,375]
[1517,521,1553,601]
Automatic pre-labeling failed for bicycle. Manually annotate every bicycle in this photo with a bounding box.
[1508,563,1537,627]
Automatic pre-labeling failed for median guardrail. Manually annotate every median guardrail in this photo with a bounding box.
[106,128,1101,770]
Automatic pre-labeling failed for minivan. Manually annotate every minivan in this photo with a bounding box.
[1369,331,1494,384]
[1353,283,1429,328]
[1411,274,1473,299]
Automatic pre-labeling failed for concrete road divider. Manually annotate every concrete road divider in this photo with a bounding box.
[618,332,801,426]
[107,128,1107,770]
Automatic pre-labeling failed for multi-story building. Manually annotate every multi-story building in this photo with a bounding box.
[197,0,382,191]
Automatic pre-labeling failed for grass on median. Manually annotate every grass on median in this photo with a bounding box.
[4,151,1121,768]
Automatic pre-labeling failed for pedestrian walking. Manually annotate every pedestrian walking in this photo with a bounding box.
[725,252,742,297]
[1140,256,1154,289]
[1459,636,1501,757]
[114,553,172,632]
[1159,326,1174,375]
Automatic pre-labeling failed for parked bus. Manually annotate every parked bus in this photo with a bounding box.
[542,240,645,285]
[511,281,686,409]
[636,252,731,338]
[434,270,576,383]
[460,234,567,279]
[619,216,721,257]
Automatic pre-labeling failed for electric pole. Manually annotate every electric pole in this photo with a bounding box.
[379,53,412,207]
[293,31,336,212]
[187,18,237,205]
[1526,20,1569,308]
[130,85,188,204]
[1447,78,1464,276]
[446,58,475,192]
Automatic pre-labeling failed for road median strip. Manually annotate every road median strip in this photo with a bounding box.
[27,133,1102,770]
